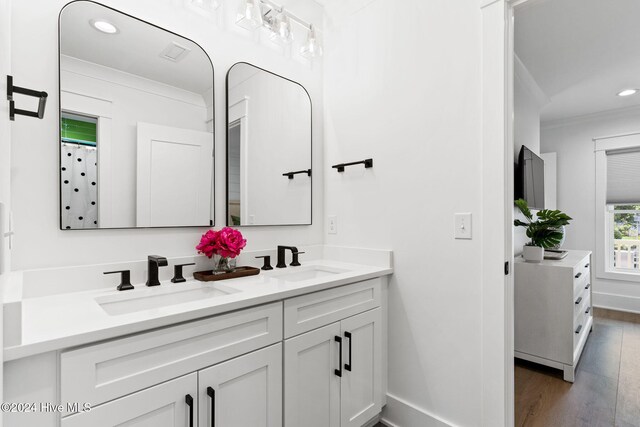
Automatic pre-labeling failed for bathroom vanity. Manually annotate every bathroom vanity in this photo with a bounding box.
[3,246,392,427]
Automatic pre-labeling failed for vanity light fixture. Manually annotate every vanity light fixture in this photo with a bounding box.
[237,0,264,31]
[300,24,323,58]
[617,89,639,97]
[234,0,323,58]
[90,19,119,34]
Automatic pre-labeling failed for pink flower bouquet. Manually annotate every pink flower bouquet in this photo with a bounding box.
[196,227,247,259]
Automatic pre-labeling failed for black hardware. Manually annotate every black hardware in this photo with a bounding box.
[255,255,273,271]
[585,283,591,290]
[171,263,195,283]
[283,169,311,180]
[103,270,134,291]
[276,246,298,268]
[575,325,583,334]
[185,394,194,427]
[332,158,373,173]
[575,297,582,305]
[7,75,48,121]
[585,306,591,314]
[585,263,590,268]
[207,387,215,427]
[504,261,510,275]
[146,255,168,287]
[335,336,343,377]
[291,251,305,267]
[575,272,582,279]
[344,331,352,372]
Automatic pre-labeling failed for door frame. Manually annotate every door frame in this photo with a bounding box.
[480,0,535,425]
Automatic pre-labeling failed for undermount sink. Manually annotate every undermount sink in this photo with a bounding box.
[272,265,349,282]
[95,282,240,316]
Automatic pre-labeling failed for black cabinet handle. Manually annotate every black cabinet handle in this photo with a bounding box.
[334,336,342,377]
[575,325,583,334]
[585,263,590,268]
[585,306,591,314]
[344,331,352,372]
[585,283,591,290]
[207,387,215,427]
[575,272,582,279]
[185,394,194,427]
[575,297,582,305]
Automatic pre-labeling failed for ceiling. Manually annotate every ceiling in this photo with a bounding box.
[60,1,213,96]
[515,0,640,123]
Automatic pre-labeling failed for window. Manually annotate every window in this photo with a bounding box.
[609,204,640,272]
[595,133,640,282]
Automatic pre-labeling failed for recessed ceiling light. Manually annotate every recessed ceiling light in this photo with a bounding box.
[90,19,119,34]
[617,89,638,97]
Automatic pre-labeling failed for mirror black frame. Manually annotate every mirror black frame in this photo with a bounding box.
[58,0,216,230]
[225,62,313,227]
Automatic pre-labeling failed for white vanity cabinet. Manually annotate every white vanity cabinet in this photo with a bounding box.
[4,273,389,427]
[284,279,384,427]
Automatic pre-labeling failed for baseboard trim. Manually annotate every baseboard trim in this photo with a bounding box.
[593,291,640,314]
[380,393,458,427]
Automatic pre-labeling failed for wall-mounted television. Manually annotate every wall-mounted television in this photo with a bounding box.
[515,145,545,210]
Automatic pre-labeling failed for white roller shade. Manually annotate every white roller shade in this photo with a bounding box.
[607,150,640,204]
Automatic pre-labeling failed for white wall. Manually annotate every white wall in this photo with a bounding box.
[61,56,209,228]
[323,0,483,425]
[228,67,312,225]
[9,0,324,271]
[541,107,640,313]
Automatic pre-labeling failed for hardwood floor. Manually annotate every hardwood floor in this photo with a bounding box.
[515,308,640,427]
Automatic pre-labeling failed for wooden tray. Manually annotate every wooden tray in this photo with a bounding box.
[194,266,260,282]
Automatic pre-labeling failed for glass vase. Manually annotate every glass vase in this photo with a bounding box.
[213,255,236,275]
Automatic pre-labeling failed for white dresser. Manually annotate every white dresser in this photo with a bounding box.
[514,250,593,382]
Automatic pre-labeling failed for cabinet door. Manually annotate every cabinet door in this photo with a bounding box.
[198,343,282,427]
[284,322,341,427]
[61,373,197,427]
[340,308,382,427]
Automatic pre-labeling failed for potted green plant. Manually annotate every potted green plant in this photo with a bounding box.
[514,199,572,263]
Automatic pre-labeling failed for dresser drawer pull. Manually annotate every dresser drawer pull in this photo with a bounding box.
[575,325,583,334]
[585,283,591,290]
[585,306,591,315]
[575,272,582,279]
[575,297,582,305]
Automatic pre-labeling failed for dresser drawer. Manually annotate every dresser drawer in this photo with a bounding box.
[574,290,590,323]
[573,270,590,298]
[61,302,282,413]
[573,311,588,351]
[284,279,381,338]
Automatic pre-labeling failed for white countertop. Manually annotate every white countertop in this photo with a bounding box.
[4,259,392,361]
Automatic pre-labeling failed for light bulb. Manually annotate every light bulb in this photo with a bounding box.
[300,24,323,58]
[237,0,264,31]
[90,19,118,34]
[270,8,293,45]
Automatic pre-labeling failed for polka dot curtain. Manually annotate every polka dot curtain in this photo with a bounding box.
[61,142,98,229]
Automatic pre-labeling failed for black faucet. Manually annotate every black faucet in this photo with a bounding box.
[276,246,298,268]
[146,255,168,287]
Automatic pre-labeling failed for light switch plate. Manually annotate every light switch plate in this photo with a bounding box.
[455,213,472,239]
[328,215,337,234]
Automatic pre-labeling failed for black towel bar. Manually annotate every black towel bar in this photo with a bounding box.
[283,169,311,179]
[6,75,48,121]
[332,158,373,172]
